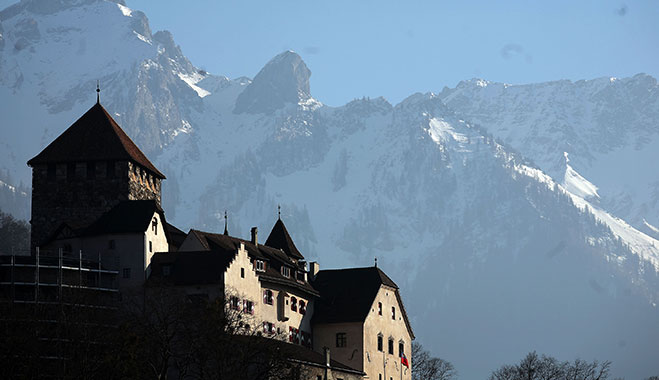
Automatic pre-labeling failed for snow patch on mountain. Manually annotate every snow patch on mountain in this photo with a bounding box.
[563,152,600,199]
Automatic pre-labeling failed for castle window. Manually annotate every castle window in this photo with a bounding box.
[87,161,96,179]
[263,321,275,335]
[281,266,290,278]
[243,300,254,314]
[299,300,306,315]
[291,296,297,312]
[229,296,240,310]
[399,341,405,357]
[377,334,383,352]
[392,306,396,320]
[106,161,115,178]
[47,164,56,180]
[263,289,274,305]
[255,260,265,272]
[241,268,245,278]
[66,162,76,181]
[336,332,347,347]
[149,241,153,252]
[388,338,394,355]
[122,268,131,279]
[378,302,382,315]
[152,217,158,235]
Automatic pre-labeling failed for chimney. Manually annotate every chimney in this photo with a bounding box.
[309,261,319,281]
[324,346,331,367]
[250,227,258,246]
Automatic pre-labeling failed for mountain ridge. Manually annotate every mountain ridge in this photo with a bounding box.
[0,1,658,378]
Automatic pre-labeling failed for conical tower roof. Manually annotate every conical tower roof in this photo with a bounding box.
[264,218,304,260]
[27,102,165,179]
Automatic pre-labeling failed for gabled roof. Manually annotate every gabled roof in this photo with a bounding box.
[183,229,318,296]
[311,266,414,338]
[27,102,165,179]
[264,219,304,260]
[150,250,236,285]
[83,200,162,236]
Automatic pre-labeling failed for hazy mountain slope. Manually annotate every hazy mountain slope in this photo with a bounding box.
[439,77,659,240]
[0,1,658,379]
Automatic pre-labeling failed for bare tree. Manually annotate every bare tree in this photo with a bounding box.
[105,284,304,380]
[489,352,611,380]
[412,342,457,380]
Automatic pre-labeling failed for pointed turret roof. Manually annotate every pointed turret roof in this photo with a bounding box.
[27,102,165,179]
[264,218,304,260]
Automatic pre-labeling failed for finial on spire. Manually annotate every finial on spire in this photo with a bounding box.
[223,210,228,235]
[96,80,100,104]
[374,257,378,267]
[277,204,281,220]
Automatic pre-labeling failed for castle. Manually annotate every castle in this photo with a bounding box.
[25,97,414,380]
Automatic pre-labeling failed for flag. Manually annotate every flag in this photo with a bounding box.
[401,353,409,368]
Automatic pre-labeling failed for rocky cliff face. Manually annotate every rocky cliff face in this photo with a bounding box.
[0,1,658,379]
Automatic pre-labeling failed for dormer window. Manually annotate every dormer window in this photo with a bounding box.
[281,266,290,278]
[255,260,265,272]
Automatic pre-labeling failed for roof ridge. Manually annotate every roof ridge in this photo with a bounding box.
[28,103,165,179]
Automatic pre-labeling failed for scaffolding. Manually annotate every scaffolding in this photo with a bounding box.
[0,248,120,378]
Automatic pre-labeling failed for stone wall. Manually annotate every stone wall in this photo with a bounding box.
[30,159,162,251]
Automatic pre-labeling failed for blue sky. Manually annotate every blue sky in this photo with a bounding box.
[2,0,658,106]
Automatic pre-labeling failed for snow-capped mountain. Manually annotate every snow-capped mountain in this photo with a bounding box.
[439,76,659,240]
[0,1,658,378]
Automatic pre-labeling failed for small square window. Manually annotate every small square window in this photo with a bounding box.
[336,332,347,348]
[122,268,131,279]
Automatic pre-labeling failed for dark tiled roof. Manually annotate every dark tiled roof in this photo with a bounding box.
[150,250,235,285]
[264,219,304,260]
[186,229,318,296]
[83,200,162,236]
[165,222,187,251]
[27,102,165,179]
[277,341,365,375]
[311,266,414,338]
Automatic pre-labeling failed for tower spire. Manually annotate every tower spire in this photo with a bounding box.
[374,257,378,267]
[277,204,281,220]
[96,80,100,104]
[223,210,228,235]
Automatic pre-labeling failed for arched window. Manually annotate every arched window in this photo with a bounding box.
[378,302,382,315]
[392,306,396,320]
[152,217,158,234]
[399,340,405,357]
[377,334,383,352]
[299,300,306,314]
[291,296,298,312]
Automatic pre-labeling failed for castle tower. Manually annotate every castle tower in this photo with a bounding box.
[27,101,165,251]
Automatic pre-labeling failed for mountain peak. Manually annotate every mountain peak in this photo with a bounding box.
[233,50,311,114]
